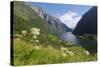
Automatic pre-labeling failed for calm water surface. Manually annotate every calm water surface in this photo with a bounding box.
[58,32,97,53]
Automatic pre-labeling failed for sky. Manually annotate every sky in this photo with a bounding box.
[26,2,93,29]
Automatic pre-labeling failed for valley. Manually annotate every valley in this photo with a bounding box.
[11,1,97,66]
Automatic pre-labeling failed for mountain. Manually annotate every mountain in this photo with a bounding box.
[31,6,72,33]
[43,14,72,33]
[13,1,51,35]
[12,1,72,35]
[72,6,97,35]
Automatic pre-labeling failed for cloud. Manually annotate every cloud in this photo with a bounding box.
[59,11,82,29]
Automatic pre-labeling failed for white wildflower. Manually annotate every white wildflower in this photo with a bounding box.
[22,30,27,35]
[61,46,69,52]
[33,35,37,39]
[30,27,40,35]
[62,53,67,57]
[61,46,74,56]
[34,46,41,50]
[14,34,19,37]
[35,40,39,42]
[30,39,34,42]
[16,38,20,41]
[67,51,74,56]
[32,31,40,35]
[84,50,90,55]
[14,34,22,38]
[35,46,40,49]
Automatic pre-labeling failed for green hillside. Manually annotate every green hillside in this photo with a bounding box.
[13,1,50,35]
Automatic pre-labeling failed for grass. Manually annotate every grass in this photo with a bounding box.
[12,38,97,66]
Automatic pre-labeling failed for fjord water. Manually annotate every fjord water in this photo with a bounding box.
[58,32,97,53]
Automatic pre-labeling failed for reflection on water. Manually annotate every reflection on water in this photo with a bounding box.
[58,32,79,44]
[58,32,97,53]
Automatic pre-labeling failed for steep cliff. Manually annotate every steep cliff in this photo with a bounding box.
[73,6,97,35]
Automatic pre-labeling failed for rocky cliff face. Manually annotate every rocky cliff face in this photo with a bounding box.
[72,6,97,35]
[31,6,72,33]
[13,1,72,35]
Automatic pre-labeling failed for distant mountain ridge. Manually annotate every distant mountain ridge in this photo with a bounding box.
[13,1,72,35]
[72,6,97,35]
[31,6,72,33]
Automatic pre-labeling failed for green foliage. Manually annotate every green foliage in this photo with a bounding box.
[78,34,97,40]
[13,1,50,35]
[13,39,97,66]
[47,34,59,42]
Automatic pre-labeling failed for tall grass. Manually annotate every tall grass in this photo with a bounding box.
[13,39,97,66]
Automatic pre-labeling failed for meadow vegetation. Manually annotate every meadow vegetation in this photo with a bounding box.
[12,27,97,66]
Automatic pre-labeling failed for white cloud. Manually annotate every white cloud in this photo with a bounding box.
[59,11,82,29]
